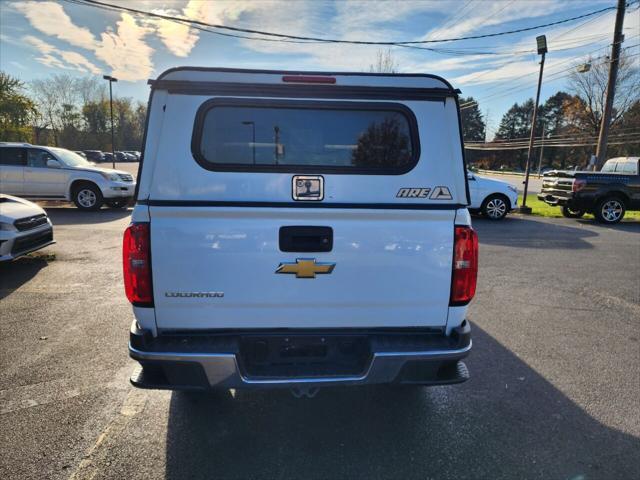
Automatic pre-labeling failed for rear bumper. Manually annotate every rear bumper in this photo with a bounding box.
[129,321,472,390]
[538,191,576,207]
[538,192,572,206]
[538,192,594,211]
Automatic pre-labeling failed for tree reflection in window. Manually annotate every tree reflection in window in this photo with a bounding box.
[351,116,412,168]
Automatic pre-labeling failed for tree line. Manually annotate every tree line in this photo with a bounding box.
[0,71,146,152]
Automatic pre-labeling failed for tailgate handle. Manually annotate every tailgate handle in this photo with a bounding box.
[279,226,333,252]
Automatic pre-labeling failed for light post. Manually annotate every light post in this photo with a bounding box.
[103,75,117,169]
[274,126,281,165]
[520,35,547,214]
[537,124,545,178]
[241,121,256,164]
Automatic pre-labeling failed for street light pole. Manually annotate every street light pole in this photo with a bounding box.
[103,75,118,169]
[537,124,545,178]
[520,35,547,214]
[274,126,280,165]
[241,121,256,164]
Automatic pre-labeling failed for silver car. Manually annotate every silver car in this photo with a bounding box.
[0,194,54,261]
[0,143,136,210]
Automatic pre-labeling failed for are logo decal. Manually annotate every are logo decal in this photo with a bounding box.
[396,188,431,198]
[430,186,453,200]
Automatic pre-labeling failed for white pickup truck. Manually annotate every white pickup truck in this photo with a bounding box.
[125,67,477,397]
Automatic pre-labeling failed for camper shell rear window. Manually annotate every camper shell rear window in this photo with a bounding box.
[191,99,420,175]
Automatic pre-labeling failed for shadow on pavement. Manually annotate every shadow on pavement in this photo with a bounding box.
[0,255,49,300]
[473,216,599,249]
[575,218,640,231]
[164,327,639,480]
[43,207,132,226]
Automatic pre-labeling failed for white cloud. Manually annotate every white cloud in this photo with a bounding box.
[152,17,199,57]
[147,0,313,58]
[22,34,100,74]
[59,50,101,75]
[13,1,97,50]
[95,13,154,81]
[13,1,154,81]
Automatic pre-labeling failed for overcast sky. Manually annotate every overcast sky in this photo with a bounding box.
[1,0,638,136]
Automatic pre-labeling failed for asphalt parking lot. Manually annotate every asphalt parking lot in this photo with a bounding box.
[1,207,638,480]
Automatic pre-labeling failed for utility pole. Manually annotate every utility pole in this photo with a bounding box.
[103,75,118,169]
[537,124,545,178]
[520,35,547,214]
[594,0,626,171]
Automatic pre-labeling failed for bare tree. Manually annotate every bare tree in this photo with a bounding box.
[31,77,65,145]
[30,75,106,146]
[76,77,106,106]
[369,49,399,73]
[567,52,639,136]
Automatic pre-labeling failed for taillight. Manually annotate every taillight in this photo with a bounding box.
[123,223,153,306]
[572,179,586,192]
[450,226,478,306]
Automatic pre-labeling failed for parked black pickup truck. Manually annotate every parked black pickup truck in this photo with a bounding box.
[538,157,640,224]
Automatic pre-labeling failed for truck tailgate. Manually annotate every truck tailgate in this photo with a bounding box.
[150,206,454,330]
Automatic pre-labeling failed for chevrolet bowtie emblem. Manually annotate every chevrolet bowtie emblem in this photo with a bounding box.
[275,259,336,279]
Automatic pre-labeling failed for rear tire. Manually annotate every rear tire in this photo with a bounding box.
[72,182,103,211]
[594,196,626,224]
[481,194,510,220]
[561,206,585,218]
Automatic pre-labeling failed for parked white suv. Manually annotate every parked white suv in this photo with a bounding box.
[0,143,136,210]
[125,67,477,397]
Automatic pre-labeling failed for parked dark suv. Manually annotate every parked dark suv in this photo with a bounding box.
[83,150,105,163]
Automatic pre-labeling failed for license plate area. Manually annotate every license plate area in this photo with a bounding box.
[238,334,371,379]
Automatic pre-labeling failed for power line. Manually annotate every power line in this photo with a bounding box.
[400,33,613,56]
[65,0,637,46]
[459,43,640,110]
[465,141,640,150]
[465,135,640,149]
[552,4,615,41]
[465,131,640,144]
[464,139,640,150]
[461,34,609,88]
[469,36,638,98]
[428,0,476,41]
[457,38,624,98]
[464,131,640,150]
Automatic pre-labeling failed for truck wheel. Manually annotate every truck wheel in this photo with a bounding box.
[106,199,127,209]
[481,194,509,220]
[561,206,585,218]
[73,182,103,211]
[594,196,626,224]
